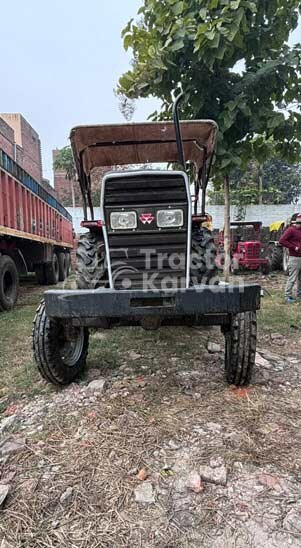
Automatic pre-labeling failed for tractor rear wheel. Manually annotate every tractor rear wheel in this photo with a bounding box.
[33,300,89,385]
[224,311,257,386]
[76,232,107,289]
[268,245,283,271]
[190,226,217,284]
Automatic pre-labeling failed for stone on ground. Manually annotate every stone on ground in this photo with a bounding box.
[86,379,106,393]
[207,342,221,353]
[134,482,155,504]
[0,484,10,506]
[0,415,17,435]
[199,463,227,486]
[60,486,73,504]
[0,437,26,457]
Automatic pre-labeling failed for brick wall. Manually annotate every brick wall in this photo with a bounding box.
[0,117,14,157]
[0,113,43,183]
[53,148,111,207]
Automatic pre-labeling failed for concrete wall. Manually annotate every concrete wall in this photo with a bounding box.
[67,204,301,234]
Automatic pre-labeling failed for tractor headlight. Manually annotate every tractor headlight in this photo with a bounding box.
[157,209,184,228]
[110,211,137,230]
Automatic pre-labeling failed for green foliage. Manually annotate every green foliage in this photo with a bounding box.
[53,146,76,182]
[209,157,301,205]
[262,158,301,204]
[118,0,301,179]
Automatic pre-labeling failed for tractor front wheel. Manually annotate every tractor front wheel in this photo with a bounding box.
[33,301,89,385]
[223,311,257,386]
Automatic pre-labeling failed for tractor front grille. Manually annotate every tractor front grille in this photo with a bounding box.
[245,243,261,258]
[103,172,189,290]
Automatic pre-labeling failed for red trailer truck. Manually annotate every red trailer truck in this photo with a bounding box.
[0,148,73,311]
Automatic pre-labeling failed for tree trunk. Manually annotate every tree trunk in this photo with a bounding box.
[71,180,76,208]
[258,165,263,205]
[224,174,231,282]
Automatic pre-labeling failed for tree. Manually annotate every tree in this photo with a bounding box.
[262,158,301,204]
[118,0,301,279]
[53,147,77,208]
[209,158,301,209]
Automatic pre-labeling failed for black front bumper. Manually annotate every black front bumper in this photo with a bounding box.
[44,284,260,327]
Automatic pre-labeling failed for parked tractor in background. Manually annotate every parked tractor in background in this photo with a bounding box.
[268,213,299,274]
[33,92,260,388]
[216,221,270,275]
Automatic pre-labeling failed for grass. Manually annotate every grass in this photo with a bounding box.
[0,274,300,410]
[1,274,301,547]
[258,289,301,334]
[0,288,43,401]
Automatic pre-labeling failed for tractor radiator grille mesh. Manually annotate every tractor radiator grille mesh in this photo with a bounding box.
[104,173,189,290]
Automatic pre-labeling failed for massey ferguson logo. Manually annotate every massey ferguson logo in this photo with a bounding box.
[139,213,155,225]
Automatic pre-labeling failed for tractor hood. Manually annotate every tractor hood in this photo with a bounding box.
[70,120,218,183]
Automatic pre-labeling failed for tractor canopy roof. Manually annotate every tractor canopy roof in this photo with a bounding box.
[70,120,218,182]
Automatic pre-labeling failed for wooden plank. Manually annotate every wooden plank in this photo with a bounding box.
[0,225,72,248]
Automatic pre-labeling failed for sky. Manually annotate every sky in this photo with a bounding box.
[0,0,158,183]
[0,1,300,185]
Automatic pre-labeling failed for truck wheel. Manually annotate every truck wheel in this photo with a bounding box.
[35,264,47,285]
[224,311,257,386]
[0,255,19,311]
[32,300,89,385]
[57,252,67,281]
[76,232,107,289]
[65,252,71,276]
[268,245,283,271]
[190,226,217,284]
[45,254,59,285]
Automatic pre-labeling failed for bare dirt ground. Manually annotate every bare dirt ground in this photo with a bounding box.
[0,273,300,547]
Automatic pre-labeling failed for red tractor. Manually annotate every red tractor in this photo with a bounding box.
[217,221,270,274]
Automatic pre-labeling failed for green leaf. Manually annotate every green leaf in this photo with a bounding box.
[121,18,133,38]
[171,1,184,16]
[205,29,216,40]
[123,34,132,51]
[170,39,184,51]
[209,33,220,49]
[148,46,156,57]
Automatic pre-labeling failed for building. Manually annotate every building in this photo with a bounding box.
[53,148,111,207]
[0,113,56,197]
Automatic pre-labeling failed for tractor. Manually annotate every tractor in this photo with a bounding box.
[268,213,299,274]
[32,93,260,387]
[216,221,270,275]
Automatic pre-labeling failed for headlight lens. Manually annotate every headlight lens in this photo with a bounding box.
[157,209,184,228]
[110,211,137,230]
